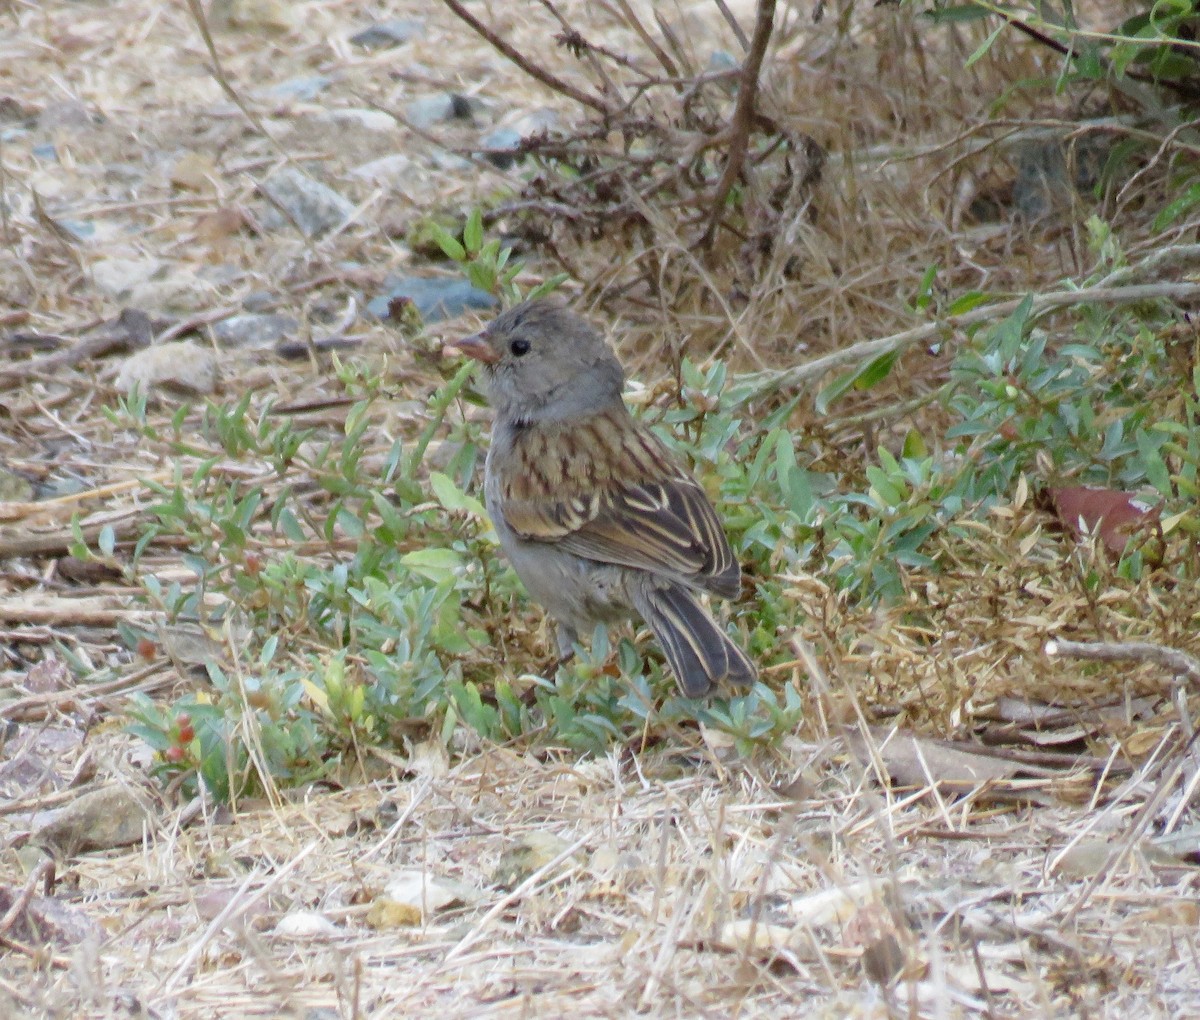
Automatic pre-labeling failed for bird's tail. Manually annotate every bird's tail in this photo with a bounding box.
[634,582,757,698]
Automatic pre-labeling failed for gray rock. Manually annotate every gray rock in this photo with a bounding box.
[57,219,94,240]
[706,50,741,93]
[259,167,355,237]
[351,153,413,184]
[242,290,278,312]
[477,109,559,168]
[37,100,96,132]
[115,341,220,396]
[368,276,497,323]
[265,75,333,101]
[428,151,473,172]
[350,18,424,49]
[91,256,163,298]
[33,785,154,856]
[404,93,483,130]
[478,128,522,169]
[319,107,396,132]
[212,312,297,349]
[105,163,144,184]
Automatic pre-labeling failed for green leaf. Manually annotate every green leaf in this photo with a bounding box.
[965,21,1005,68]
[429,224,466,262]
[1153,182,1200,232]
[815,350,898,413]
[400,547,464,583]
[913,263,938,311]
[947,291,990,315]
[992,294,1034,364]
[902,429,928,460]
[429,472,488,519]
[924,4,993,23]
[463,209,484,255]
[524,274,569,302]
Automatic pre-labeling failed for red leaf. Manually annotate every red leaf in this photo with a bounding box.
[1046,486,1163,564]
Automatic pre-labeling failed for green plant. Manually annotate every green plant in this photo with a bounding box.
[97,194,1200,802]
[428,208,568,303]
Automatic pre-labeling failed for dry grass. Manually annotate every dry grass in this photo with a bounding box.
[2,0,1200,1017]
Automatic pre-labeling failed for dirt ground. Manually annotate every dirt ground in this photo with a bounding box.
[2,0,1200,1017]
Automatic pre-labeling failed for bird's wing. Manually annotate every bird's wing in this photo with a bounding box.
[496,407,741,597]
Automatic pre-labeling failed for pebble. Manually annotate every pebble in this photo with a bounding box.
[115,340,220,396]
[259,167,355,237]
[367,276,497,323]
[351,153,413,185]
[212,312,298,349]
[349,18,424,49]
[404,93,485,130]
[264,75,333,101]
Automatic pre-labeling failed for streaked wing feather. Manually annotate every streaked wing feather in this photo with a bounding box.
[499,408,741,595]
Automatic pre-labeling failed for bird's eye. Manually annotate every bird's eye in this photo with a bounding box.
[510,339,531,357]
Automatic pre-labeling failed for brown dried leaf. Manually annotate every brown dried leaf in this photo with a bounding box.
[1046,485,1163,564]
[848,727,1024,794]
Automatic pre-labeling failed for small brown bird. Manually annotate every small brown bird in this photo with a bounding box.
[456,299,756,697]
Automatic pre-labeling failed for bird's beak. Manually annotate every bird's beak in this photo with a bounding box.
[452,330,500,364]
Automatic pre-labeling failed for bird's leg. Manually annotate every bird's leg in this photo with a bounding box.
[553,623,579,669]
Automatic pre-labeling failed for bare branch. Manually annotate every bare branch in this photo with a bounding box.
[436,0,614,115]
[699,0,776,250]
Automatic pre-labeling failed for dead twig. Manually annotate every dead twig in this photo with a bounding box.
[437,0,614,115]
[699,0,776,250]
[1045,638,1200,685]
[734,279,1200,405]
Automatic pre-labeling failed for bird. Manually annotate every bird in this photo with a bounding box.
[454,298,757,698]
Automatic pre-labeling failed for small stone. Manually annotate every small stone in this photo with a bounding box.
[491,831,578,889]
[37,101,96,132]
[0,884,102,948]
[128,275,214,315]
[366,899,422,929]
[105,163,144,184]
[33,785,154,856]
[264,76,333,101]
[170,151,217,192]
[349,18,424,49]
[241,290,278,312]
[209,0,294,32]
[476,109,558,168]
[57,219,94,240]
[212,312,297,349]
[319,108,396,133]
[383,870,479,914]
[428,151,473,172]
[115,341,219,397]
[0,97,35,125]
[91,256,163,298]
[351,153,413,185]
[0,465,35,501]
[33,476,89,500]
[706,49,742,93]
[367,276,497,324]
[478,128,522,169]
[273,910,338,939]
[259,167,355,237]
[404,93,482,130]
[194,207,246,244]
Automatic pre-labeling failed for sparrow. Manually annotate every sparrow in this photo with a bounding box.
[455,298,756,698]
